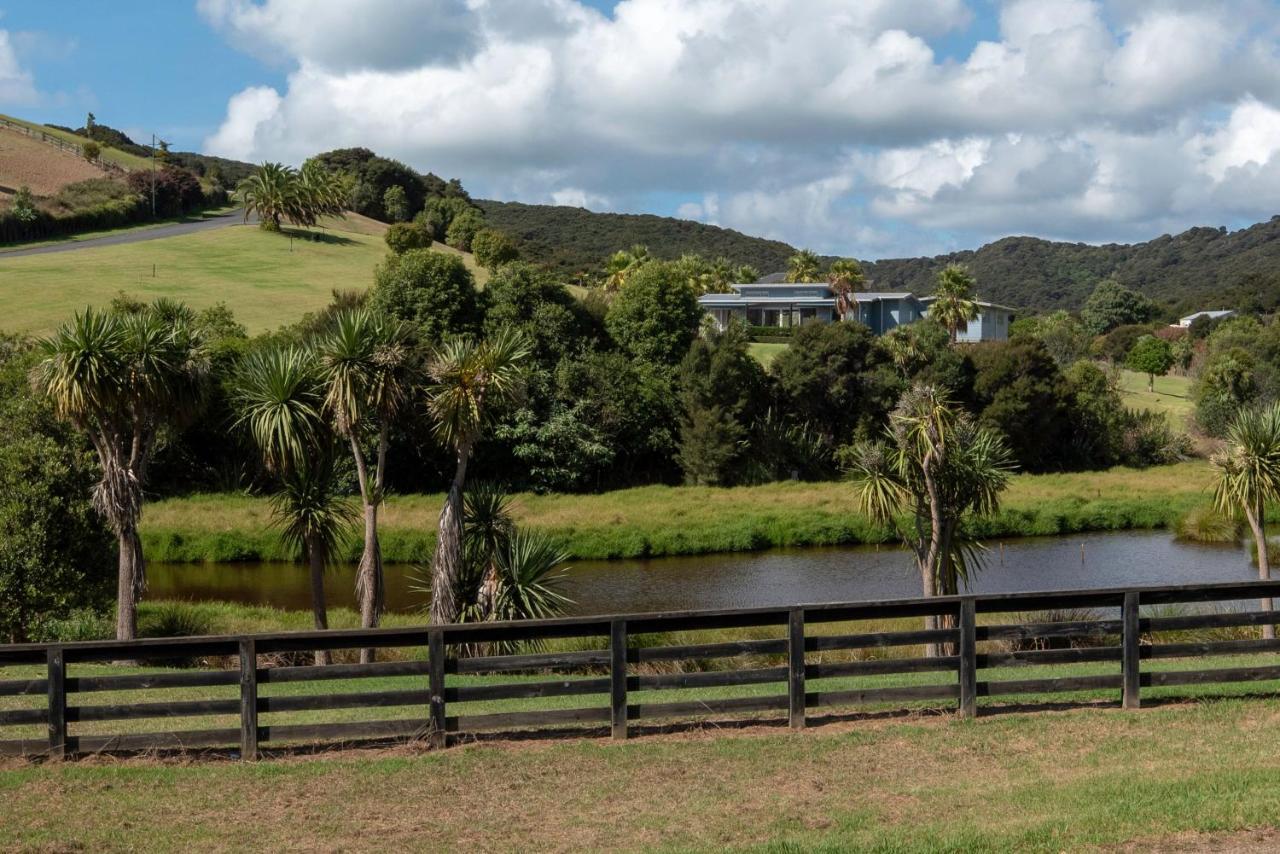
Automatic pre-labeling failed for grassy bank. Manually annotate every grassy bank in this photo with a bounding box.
[4,697,1280,851]
[140,461,1218,564]
[1118,368,1194,428]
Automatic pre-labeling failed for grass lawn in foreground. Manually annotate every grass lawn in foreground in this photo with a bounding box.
[3,696,1280,851]
[140,460,1219,563]
[1118,368,1194,428]
[748,341,788,366]
[0,214,486,334]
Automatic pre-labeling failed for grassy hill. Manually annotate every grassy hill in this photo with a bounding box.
[0,113,151,172]
[477,199,798,275]
[0,213,486,334]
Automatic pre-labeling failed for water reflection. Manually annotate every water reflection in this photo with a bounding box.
[146,531,1258,616]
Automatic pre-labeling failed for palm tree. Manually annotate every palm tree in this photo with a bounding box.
[32,305,209,640]
[733,264,760,284]
[881,326,926,376]
[827,258,865,319]
[426,329,532,624]
[602,244,651,291]
[238,162,297,231]
[461,482,515,622]
[930,264,979,344]
[271,456,356,665]
[845,384,1014,654]
[1212,402,1280,639]
[786,249,821,283]
[233,346,355,660]
[318,309,412,650]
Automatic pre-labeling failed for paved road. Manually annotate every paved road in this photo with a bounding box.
[0,208,252,259]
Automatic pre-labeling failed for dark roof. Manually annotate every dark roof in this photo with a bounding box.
[758,271,788,283]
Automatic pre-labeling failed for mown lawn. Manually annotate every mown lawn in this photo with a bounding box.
[0,214,486,334]
[4,694,1280,851]
[140,460,1219,563]
[1118,368,1195,429]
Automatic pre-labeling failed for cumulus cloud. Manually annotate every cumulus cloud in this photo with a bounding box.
[0,30,38,106]
[202,0,1280,258]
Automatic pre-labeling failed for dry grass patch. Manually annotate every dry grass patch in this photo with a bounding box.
[0,127,107,198]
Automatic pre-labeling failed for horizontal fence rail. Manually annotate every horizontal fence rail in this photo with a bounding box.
[4,580,1280,759]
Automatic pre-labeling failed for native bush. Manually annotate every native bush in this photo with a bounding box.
[368,248,483,344]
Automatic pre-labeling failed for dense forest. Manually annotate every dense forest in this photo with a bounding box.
[476,200,797,277]
[866,219,1280,317]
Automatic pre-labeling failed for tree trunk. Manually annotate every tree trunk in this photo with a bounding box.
[356,502,383,664]
[116,527,143,641]
[308,534,330,667]
[430,444,471,625]
[1148,373,1155,393]
[1246,502,1274,640]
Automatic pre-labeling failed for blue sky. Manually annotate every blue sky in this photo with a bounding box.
[3,2,1280,259]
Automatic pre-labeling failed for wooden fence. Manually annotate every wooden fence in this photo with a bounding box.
[4,579,1280,760]
[0,117,128,175]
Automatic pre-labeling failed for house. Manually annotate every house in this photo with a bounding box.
[697,283,1014,341]
[1177,309,1235,327]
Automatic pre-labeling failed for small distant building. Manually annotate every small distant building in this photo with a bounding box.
[1177,309,1235,328]
[697,283,1013,342]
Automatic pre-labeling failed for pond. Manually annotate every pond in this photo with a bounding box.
[146,530,1261,616]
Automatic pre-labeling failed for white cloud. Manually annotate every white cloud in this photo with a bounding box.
[0,30,38,106]
[202,0,1280,257]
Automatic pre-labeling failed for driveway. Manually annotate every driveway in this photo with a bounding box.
[0,208,253,258]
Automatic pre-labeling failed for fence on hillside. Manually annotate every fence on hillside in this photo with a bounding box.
[4,579,1280,760]
[0,117,128,175]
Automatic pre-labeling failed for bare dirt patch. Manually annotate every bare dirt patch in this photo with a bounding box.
[0,127,107,198]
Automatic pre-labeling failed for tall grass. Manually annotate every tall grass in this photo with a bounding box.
[1174,505,1243,543]
[141,461,1222,564]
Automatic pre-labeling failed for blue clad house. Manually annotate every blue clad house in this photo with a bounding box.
[698,283,1014,341]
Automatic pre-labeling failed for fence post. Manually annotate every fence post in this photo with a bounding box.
[610,619,628,740]
[428,629,446,748]
[788,608,806,730]
[46,647,66,760]
[958,598,977,719]
[239,638,258,760]
[1122,591,1141,710]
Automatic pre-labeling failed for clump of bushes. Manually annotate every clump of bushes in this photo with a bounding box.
[1174,505,1243,543]
[384,220,433,254]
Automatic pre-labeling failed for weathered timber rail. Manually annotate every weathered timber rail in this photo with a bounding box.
[4,579,1280,759]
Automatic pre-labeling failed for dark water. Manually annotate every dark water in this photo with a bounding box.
[146,531,1260,616]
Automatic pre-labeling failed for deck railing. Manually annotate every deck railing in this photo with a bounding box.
[4,579,1280,759]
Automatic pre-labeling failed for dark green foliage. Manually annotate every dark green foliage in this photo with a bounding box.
[1009,311,1090,367]
[471,228,519,269]
[1126,335,1175,388]
[970,338,1073,471]
[312,147,464,221]
[50,178,133,213]
[368,249,483,344]
[1194,350,1258,436]
[605,261,702,367]
[476,199,797,276]
[0,340,113,642]
[1080,280,1157,335]
[382,185,410,222]
[677,323,769,485]
[771,321,897,447]
[446,208,484,251]
[864,220,1280,316]
[126,166,205,217]
[384,221,432,254]
[1095,324,1154,363]
[482,262,599,369]
[419,196,473,241]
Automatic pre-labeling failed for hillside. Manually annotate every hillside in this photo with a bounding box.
[864,218,1280,315]
[477,199,798,275]
[0,213,485,334]
[0,113,151,172]
[0,127,108,198]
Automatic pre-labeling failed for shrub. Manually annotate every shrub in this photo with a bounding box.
[384,221,432,254]
[446,207,485,250]
[126,166,204,216]
[81,140,101,162]
[9,186,37,223]
[605,260,702,368]
[1175,505,1243,543]
[51,177,133,212]
[471,228,519,269]
[140,601,216,638]
[368,249,483,344]
[383,185,410,222]
[1125,335,1175,390]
